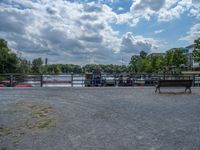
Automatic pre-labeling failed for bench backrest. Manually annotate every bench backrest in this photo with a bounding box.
[158,80,192,87]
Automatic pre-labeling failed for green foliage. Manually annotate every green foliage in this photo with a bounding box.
[129,51,164,73]
[0,39,19,73]
[128,55,139,72]
[193,38,200,63]
[140,51,148,59]
[17,58,31,74]
[193,50,200,62]
[82,64,127,74]
[32,58,43,74]
[129,49,187,74]
[165,48,187,68]
[194,38,200,50]
[60,64,82,74]
[46,64,61,74]
[150,55,165,73]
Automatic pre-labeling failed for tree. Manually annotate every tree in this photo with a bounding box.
[128,55,140,73]
[17,58,31,74]
[135,57,152,73]
[0,39,19,73]
[151,56,165,73]
[82,64,102,73]
[129,51,152,73]
[32,58,43,74]
[172,49,187,68]
[165,48,187,74]
[192,38,200,64]
[147,56,164,73]
[140,51,147,59]
[46,64,61,74]
[165,49,187,68]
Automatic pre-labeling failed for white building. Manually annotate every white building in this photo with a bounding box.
[185,44,199,69]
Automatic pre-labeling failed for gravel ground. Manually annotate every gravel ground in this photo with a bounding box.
[0,87,200,150]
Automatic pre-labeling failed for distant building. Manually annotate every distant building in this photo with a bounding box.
[185,44,198,68]
[166,47,189,54]
[186,44,195,52]
[148,53,165,58]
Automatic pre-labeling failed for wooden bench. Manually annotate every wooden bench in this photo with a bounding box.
[155,80,192,93]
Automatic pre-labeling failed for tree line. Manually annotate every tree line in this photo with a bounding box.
[0,38,200,75]
[129,38,200,74]
[129,49,188,74]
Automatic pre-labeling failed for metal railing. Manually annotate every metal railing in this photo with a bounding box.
[0,74,200,87]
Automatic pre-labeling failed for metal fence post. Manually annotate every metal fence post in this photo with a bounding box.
[192,74,195,87]
[40,75,43,87]
[163,73,166,80]
[71,73,73,87]
[82,77,84,87]
[10,74,13,87]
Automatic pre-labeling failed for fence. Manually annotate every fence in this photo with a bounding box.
[0,74,200,87]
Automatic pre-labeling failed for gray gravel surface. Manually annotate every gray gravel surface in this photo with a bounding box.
[0,87,200,150]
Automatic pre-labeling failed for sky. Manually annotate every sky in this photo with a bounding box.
[0,0,200,65]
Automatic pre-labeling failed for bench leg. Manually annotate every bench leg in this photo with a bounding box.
[155,87,161,93]
[188,87,192,93]
[155,86,160,93]
[185,87,192,93]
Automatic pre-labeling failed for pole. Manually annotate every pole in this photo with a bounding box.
[192,74,195,87]
[71,73,73,87]
[10,75,13,87]
[40,75,43,87]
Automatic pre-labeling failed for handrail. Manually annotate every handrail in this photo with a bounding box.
[0,74,200,87]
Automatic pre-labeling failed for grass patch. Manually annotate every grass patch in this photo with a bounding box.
[33,111,47,118]
[8,108,18,113]
[13,102,57,130]
[7,102,56,133]
[37,119,54,129]
[0,127,11,137]
[1,101,56,149]
[7,101,56,131]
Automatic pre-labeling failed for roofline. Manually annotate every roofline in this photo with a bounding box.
[185,44,195,49]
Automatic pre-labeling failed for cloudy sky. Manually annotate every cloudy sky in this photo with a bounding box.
[0,0,200,65]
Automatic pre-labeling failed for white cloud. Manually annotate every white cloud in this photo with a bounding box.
[119,32,163,63]
[0,0,164,64]
[179,23,200,43]
[154,29,165,34]
[118,7,124,11]
[0,0,121,64]
[117,0,199,26]
[157,0,200,22]
[120,32,159,54]
[132,0,165,11]
[190,0,200,20]
[117,0,163,26]
[157,0,192,22]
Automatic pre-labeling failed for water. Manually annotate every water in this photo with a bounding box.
[25,75,85,87]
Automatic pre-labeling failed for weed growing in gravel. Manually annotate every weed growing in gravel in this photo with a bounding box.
[0,127,11,136]
[0,101,56,149]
